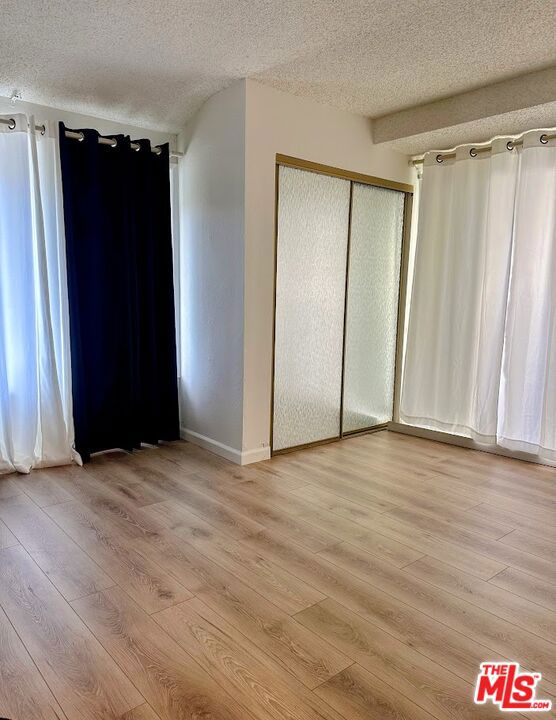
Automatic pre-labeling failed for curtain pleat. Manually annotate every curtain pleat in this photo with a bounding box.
[59,125,179,461]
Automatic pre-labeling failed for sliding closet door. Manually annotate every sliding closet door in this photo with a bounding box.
[273,166,350,451]
[342,183,405,433]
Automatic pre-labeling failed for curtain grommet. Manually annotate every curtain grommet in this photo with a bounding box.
[469,148,477,157]
[540,134,549,145]
[435,154,444,164]
[110,138,117,148]
[153,147,162,156]
[8,118,16,130]
[77,131,85,142]
[506,140,514,151]
[39,124,46,136]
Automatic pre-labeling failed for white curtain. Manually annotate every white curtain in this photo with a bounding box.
[401,130,556,461]
[0,114,78,473]
[498,134,556,459]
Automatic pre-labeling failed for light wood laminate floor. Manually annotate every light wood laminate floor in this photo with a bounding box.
[0,430,554,720]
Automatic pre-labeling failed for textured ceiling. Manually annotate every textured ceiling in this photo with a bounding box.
[1,0,555,133]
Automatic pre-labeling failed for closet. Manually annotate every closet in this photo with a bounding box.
[271,156,412,453]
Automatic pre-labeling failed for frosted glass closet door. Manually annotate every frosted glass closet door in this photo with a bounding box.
[273,166,350,451]
[342,183,404,433]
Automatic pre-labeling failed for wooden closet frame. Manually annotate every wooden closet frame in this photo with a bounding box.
[270,154,414,455]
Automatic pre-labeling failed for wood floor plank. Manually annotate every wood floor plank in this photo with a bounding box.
[47,472,169,543]
[0,604,68,720]
[384,498,514,540]
[254,466,397,520]
[87,472,169,509]
[119,705,161,720]
[296,598,506,720]
[299,444,436,483]
[143,501,326,614]
[489,566,556,610]
[315,663,437,720]
[404,555,556,643]
[224,477,322,514]
[209,480,422,568]
[421,472,556,524]
[245,529,506,685]
[131,447,252,491]
[184,473,341,552]
[140,494,264,542]
[314,450,440,489]
[152,442,237,478]
[0,493,114,600]
[46,463,172,525]
[83,454,175,507]
[353,512,505,579]
[290,482,396,519]
[0,545,142,720]
[499,529,556,561]
[316,444,467,491]
[45,501,193,613]
[297,511,425,568]
[433,459,556,507]
[385,505,556,582]
[15,470,74,507]
[122,531,209,594]
[488,468,556,499]
[289,471,407,514]
[132,470,267,540]
[154,446,285,488]
[430,453,545,483]
[246,465,313,491]
[286,455,479,514]
[374,438,554,525]
[319,541,556,682]
[0,517,18,549]
[72,586,254,720]
[465,502,556,539]
[423,444,553,480]
[0,475,22,500]
[247,483,423,567]
[154,597,345,720]
[191,565,353,689]
[126,526,352,689]
[280,485,504,579]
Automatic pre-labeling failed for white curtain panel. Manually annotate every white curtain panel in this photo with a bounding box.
[401,139,518,442]
[0,114,78,473]
[401,130,556,460]
[498,134,556,459]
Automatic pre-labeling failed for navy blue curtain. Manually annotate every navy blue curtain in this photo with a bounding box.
[59,124,179,462]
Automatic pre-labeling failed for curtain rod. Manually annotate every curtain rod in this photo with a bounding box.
[0,116,183,159]
[64,129,163,155]
[411,131,556,166]
[0,116,46,135]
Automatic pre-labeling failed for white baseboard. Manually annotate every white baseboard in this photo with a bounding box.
[240,445,271,464]
[180,427,270,465]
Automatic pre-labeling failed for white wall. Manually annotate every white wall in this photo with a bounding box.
[242,79,413,460]
[177,81,246,462]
